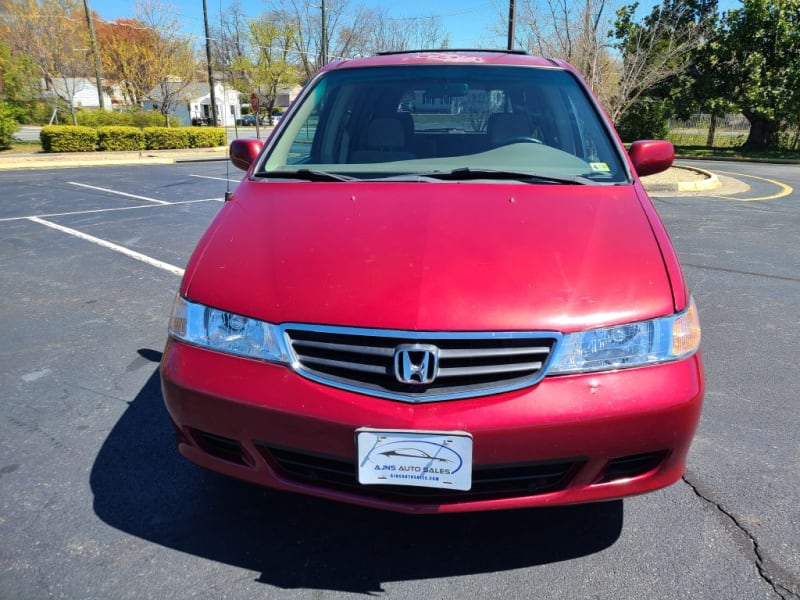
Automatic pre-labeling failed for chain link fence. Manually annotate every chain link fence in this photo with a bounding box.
[667,113,800,150]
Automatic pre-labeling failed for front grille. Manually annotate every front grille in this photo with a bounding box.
[259,444,582,503]
[283,325,559,402]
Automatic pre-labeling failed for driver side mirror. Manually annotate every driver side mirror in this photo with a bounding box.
[628,140,674,177]
[230,139,264,171]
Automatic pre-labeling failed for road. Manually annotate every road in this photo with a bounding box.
[0,160,797,599]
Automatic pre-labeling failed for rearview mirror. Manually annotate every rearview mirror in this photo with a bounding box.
[424,82,470,98]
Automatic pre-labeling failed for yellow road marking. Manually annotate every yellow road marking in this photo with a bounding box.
[709,170,793,201]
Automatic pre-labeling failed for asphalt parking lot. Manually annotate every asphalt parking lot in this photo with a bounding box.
[1,160,798,599]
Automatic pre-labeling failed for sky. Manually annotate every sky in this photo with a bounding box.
[86,0,505,49]
[86,0,741,52]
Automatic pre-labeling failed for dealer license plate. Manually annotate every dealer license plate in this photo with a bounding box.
[356,428,473,491]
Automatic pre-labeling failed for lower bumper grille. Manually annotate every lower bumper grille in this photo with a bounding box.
[596,451,668,483]
[258,444,583,503]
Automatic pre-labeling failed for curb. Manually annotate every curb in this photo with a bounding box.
[0,147,228,171]
[0,152,721,193]
[642,166,720,193]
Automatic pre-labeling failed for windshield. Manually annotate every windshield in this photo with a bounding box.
[258,64,628,184]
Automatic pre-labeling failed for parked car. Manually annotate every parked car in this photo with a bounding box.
[239,114,264,126]
[162,49,703,514]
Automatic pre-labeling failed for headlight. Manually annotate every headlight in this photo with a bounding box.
[549,297,701,374]
[168,296,290,363]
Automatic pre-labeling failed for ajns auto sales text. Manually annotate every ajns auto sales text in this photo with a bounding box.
[374,465,451,475]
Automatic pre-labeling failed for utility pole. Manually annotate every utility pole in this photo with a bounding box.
[203,0,219,126]
[507,0,516,51]
[321,0,328,66]
[82,0,104,109]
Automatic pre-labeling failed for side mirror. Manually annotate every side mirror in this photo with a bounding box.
[230,139,264,171]
[628,140,674,177]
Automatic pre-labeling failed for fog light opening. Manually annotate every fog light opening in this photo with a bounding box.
[595,450,668,484]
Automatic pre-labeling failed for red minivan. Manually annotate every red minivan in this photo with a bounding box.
[161,50,703,514]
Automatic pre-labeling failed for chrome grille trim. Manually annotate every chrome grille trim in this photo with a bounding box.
[281,324,561,403]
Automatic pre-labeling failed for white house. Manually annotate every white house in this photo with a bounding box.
[43,77,112,110]
[275,85,303,109]
[144,82,241,127]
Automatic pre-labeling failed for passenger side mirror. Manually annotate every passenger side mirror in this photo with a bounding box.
[628,140,674,177]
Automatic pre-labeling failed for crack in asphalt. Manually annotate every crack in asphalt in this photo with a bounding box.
[682,262,800,284]
[682,474,799,600]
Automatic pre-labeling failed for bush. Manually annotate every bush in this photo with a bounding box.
[0,102,19,150]
[616,99,670,142]
[77,107,170,129]
[40,125,97,152]
[143,127,191,150]
[97,126,145,151]
[187,128,226,148]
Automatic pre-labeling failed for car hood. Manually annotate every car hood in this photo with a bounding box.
[183,181,673,332]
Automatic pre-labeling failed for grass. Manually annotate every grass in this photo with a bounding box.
[0,140,42,154]
[672,145,800,162]
[667,131,800,161]
[667,131,747,148]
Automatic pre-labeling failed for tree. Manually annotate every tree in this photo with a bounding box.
[265,1,451,81]
[95,17,161,105]
[209,1,249,91]
[270,0,373,80]
[610,0,718,123]
[343,6,449,56]
[4,0,95,124]
[707,0,800,149]
[230,12,300,123]
[0,36,41,108]
[136,0,199,125]
[513,0,619,109]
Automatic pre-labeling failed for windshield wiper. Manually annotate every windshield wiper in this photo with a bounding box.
[254,169,356,182]
[419,167,591,185]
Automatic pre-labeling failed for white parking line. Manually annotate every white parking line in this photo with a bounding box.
[67,181,171,205]
[189,174,236,182]
[0,198,223,223]
[28,216,185,277]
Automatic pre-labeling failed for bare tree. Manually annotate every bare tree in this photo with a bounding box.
[513,0,619,109]
[353,7,449,55]
[509,0,713,121]
[4,0,94,124]
[209,0,249,89]
[610,0,716,122]
[136,0,198,125]
[268,0,375,80]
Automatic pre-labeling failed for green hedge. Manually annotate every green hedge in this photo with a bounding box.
[187,128,226,148]
[97,126,145,151]
[0,101,18,150]
[37,124,220,152]
[40,125,97,152]
[143,127,191,150]
[76,107,168,129]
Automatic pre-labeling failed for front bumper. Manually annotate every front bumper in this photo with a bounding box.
[160,338,704,514]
